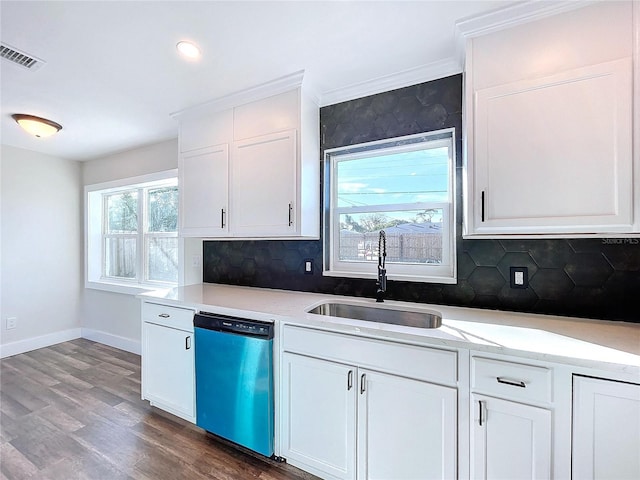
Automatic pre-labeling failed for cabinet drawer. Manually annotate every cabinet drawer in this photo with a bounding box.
[142,302,194,332]
[283,325,457,386]
[472,357,551,403]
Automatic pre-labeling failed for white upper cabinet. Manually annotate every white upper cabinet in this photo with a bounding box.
[172,71,319,239]
[179,108,233,154]
[230,129,297,236]
[179,144,229,237]
[463,1,639,237]
[233,89,299,140]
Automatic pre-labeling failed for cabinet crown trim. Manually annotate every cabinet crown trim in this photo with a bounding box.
[171,70,312,120]
[455,0,597,40]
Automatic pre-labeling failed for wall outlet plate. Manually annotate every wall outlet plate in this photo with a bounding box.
[6,316,17,330]
[304,259,313,274]
[510,267,528,289]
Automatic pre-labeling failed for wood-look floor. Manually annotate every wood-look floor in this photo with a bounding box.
[0,339,318,480]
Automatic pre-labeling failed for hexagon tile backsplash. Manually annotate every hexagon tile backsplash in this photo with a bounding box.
[203,75,639,323]
[203,238,639,323]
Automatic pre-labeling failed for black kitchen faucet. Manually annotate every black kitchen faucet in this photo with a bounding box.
[376,230,387,302]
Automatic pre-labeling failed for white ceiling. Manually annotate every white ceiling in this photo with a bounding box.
[0,0,520,161]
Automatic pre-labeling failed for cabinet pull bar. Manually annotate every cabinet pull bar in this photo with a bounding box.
[185,336,191,350]
[347,370,353,391]
[360,373,366,394]
[288,203,293,226]
[481,191,485,222]
[496,377,527,388]
[478,400,485,426]
[158,313,170,318]
[221,208,226,228]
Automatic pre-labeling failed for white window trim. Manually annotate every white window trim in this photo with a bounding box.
[323,129,457,284]
[85,169,178,295]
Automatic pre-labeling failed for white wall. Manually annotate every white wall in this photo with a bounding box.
[81,138,191,352]
[0,145,82,357]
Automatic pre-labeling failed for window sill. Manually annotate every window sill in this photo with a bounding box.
[85,280,175,296]
[322,269,457,285]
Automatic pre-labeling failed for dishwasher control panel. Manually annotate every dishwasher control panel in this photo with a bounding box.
[194,312,274,339]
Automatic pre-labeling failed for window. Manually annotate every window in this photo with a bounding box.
[86,171,179,293]
[324,129,456,283]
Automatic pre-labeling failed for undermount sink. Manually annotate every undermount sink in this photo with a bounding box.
[307,302,442,329]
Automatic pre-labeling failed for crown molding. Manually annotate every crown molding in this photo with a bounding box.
[171,70,306,119]
[319,58,461,107]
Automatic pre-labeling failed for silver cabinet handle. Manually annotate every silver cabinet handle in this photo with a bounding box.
[221,208,226,228]
[288,202,293,226]
[478,400,485,426]
[360,373,366,394]
[481,191,486,222]
[496,377,527,388]
[347,370,353,391]
[185,336,191,350]
[158,313,170,318]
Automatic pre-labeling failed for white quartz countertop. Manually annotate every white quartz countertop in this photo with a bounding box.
[140,283,640,376]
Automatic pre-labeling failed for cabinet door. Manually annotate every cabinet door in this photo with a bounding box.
[572,376,640,480]
[470,58,633,235]
[358,369,457,480]
[179,144,229,237]
[471,394,551,480]
[230,130,297,237]
[142,322,195,422]
[281,353,356,480]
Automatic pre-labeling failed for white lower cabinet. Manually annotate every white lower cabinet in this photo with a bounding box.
[358,369,457,480]
[281,353,356,480]
[470,355,553,480]
[141,302,195,423]
[572,375,640,480]
[281,348,457,480]
[471,394,551,480]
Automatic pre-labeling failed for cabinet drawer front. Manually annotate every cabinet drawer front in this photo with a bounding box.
[472,357,551,403]
[283,325,457,386]
[142,302,194,331]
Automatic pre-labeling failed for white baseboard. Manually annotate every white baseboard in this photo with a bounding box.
[81,328,141,355]
[0,328,140,358]
[0,328,82,359]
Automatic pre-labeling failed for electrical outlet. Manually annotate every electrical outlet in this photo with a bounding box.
[304,259,313,274]
[510,267,529,289]
[6,317,17,330]
[192,254,202,268]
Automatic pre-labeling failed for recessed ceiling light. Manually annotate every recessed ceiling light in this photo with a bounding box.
[176,41,201,60]
[11,114,62,138]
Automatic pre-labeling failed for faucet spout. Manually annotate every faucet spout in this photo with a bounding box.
[376,230,387,302]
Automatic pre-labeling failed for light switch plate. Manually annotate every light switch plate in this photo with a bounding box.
[510,267,528,289]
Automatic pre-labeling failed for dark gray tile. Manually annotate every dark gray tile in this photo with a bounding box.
[564,253,614,287]
[465,240,506,267]
[529,269,574,300]
[468,267,506,296]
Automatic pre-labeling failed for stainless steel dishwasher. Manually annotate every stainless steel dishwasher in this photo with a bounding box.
[193,312,274,457]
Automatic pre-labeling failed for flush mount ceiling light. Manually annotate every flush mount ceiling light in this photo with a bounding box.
[176,40,201,60]
[12,114,62,138]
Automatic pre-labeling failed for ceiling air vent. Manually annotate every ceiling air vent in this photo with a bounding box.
[0,43,46,71]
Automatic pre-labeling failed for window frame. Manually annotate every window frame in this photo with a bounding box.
[85,170,179,294]
[323,129,457,284]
